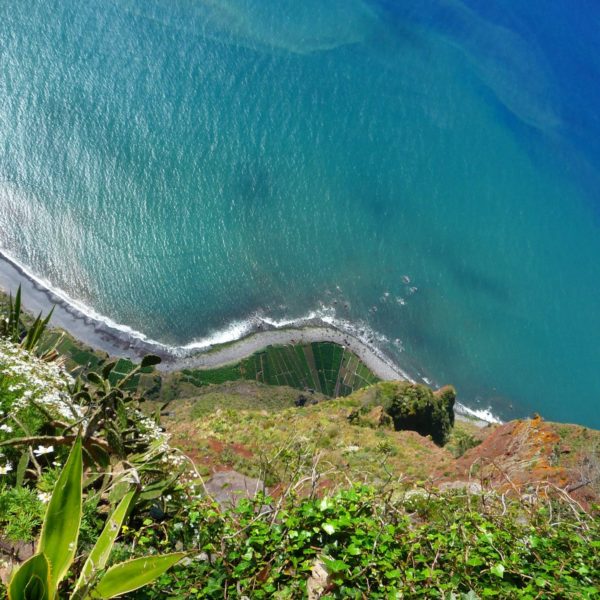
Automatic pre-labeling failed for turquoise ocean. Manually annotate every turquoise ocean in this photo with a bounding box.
[1,1,600,426]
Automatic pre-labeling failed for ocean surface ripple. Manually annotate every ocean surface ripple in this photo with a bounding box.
[1,0,599,427]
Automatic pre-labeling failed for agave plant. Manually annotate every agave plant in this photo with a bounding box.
[0,285,56,354]
[8,437,185,599]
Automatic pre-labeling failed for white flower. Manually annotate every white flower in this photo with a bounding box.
[37,491,52,504]
[0,462,13,475]
[33,445,54,456]
[0,424,13,433]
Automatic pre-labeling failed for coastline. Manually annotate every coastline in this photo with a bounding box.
[0,250,164,361]
[160,325,409,380]
[0,250,410,380]
[0,250,496,426]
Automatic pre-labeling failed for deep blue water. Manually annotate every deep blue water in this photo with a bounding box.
[1,0,599,426]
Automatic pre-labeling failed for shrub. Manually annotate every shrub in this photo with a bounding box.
[123,486,600,599]
[7,438,185,600]
[377,382,455,445]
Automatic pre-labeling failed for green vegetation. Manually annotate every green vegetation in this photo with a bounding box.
[0,289,379,403]
[373,382,455,445]
[180,342,379,397]
[447,427,483,458]
[126,486,599,599]
[166,391,459,485]
[186,382,309,420]
[7,438,184,600]
[0,486,45,543]
[2,289,599,598]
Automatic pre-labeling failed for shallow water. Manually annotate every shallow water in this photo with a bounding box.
[1,1,599,426]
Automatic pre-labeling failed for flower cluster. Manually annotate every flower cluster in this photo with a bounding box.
[0,338,78,423]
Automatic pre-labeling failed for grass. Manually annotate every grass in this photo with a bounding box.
[164,384,463,488]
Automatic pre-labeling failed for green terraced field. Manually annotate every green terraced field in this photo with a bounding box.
[1,292,377,400]
[181,342,379,397]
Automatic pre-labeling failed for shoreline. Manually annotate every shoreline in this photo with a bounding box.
[159,325,410,380]
[0,251,496,426]
[0,250,410,381]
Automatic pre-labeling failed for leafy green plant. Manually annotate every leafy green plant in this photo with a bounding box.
[124,485,599,599]
[379,382,456,445]
[448,428,482,458]
[0,285,56,355]
[7,437,185,600]
[0,485,45,542]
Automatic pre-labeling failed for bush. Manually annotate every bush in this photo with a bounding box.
[376,382,455,445]
[124,486,599,599]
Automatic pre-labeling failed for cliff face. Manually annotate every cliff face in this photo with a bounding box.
[2,294,599,598]
[161,380,600,508]
[442,416,600,508]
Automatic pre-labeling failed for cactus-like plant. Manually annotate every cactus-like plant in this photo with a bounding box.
[0,284,57,356]
[7,437,184,599]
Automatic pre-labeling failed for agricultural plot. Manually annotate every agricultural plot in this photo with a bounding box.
[41,333,152,392]
[180,342,380,397]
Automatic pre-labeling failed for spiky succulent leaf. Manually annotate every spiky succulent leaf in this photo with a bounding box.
[8,552,52,600]
[140,354,161,368]
[38,437,83,588]
[90,553,185,598]
[74,491,136,594]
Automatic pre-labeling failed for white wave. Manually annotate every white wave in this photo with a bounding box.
[0,251,404,372]
[0,253,508,423]
[456,402,503,425]
[182,317,258,350]
[0,248,173,352]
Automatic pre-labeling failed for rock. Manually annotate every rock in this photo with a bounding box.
[307,559,331,599]
[204,470,266,508]
[438,481,483,494]
[0,538,36,585]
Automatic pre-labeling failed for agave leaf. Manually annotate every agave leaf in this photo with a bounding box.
[90,553,185,599]
[16,451,29,488]
[87,372,104,387]
[23,312,42,350]
[6,285,22,343]
[14,285,21,320]
[74,491,136,594]
[12,285,22,341]
[102,360,117,379]
[38,436,83,588]
[8,552,52,600]
[23,307,53,351]
[35,306,54,349]
[140,354,161,369]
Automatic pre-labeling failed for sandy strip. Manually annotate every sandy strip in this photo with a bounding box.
[159,326,411,380]
[0,252,166,360]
